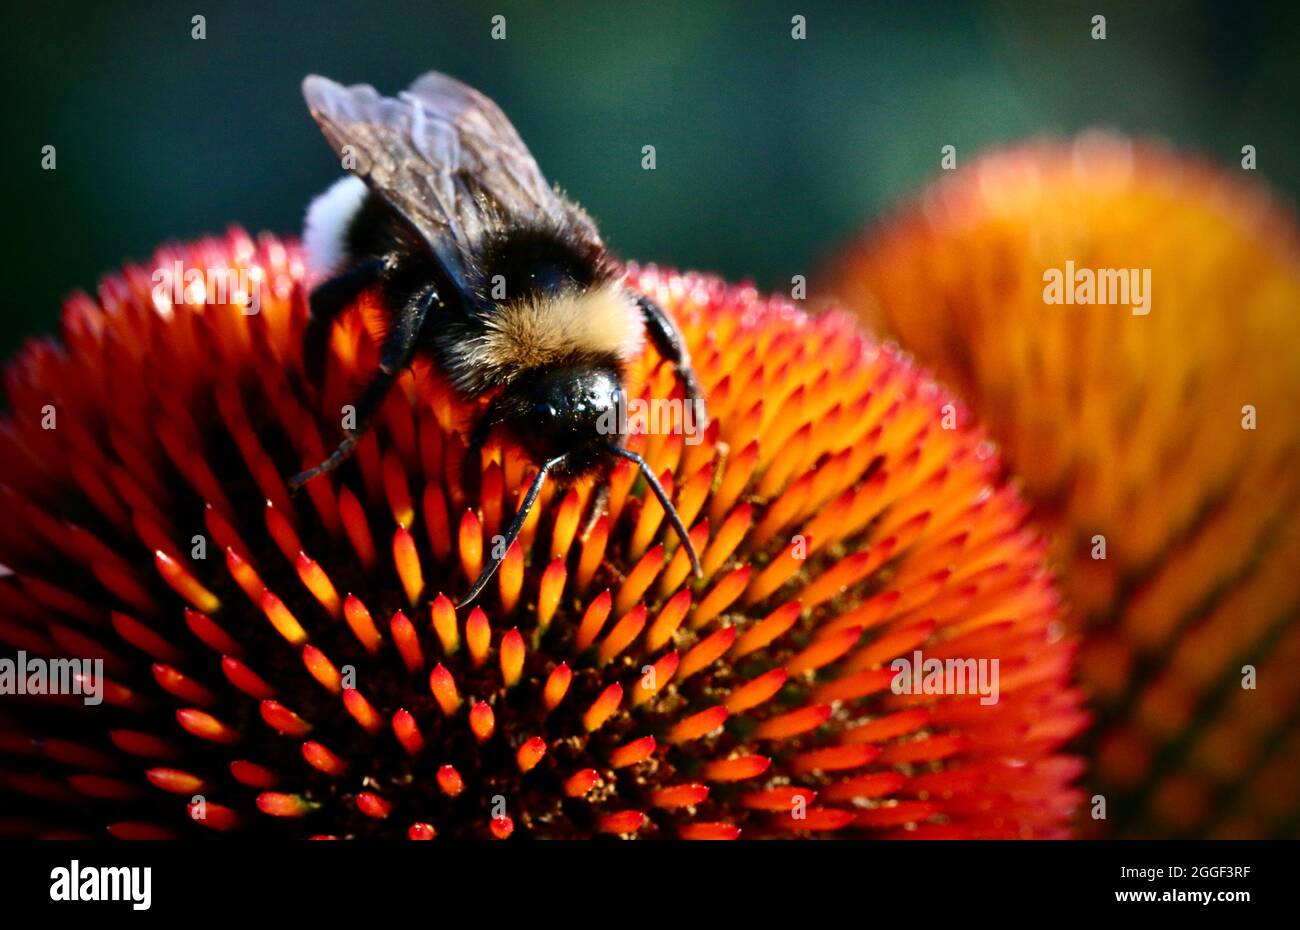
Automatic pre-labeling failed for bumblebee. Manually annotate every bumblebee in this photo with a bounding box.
[291,71,705,607]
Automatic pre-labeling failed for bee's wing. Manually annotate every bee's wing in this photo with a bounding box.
[302,72,600,290]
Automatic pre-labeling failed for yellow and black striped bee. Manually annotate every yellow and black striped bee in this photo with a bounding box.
[291,71,704,607]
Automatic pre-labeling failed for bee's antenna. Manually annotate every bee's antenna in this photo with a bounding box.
[612,446,703,580]
[456,453,568,610]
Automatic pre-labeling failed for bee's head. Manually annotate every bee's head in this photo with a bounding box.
[495,363,624,478]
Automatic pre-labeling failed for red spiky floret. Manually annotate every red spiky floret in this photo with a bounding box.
[0,229,1086,838]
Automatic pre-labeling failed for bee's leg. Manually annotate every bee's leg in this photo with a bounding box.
[634,294,707,424]
[303,258,387,385]
[289,284,435,490]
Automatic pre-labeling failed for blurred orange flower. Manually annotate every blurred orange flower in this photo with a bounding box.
[825,134,1300,837]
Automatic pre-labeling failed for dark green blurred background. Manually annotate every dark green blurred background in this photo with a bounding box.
[2,0,1297,358]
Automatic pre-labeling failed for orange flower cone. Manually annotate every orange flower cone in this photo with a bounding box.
[824,134,1300,838]
[0,230,1085,838]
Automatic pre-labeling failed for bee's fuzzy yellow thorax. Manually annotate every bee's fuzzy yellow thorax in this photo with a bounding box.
[464,281,645,379]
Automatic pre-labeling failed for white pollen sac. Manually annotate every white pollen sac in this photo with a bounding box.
[302,174,368,279]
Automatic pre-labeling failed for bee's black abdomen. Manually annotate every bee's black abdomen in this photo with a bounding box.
[479,220,606,298]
